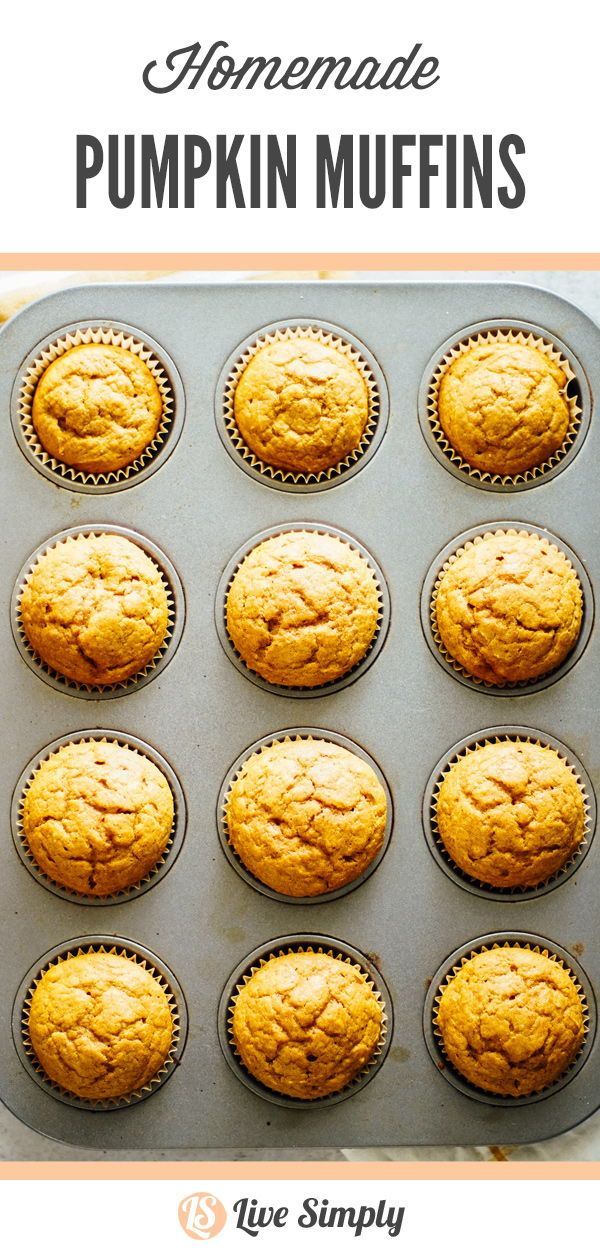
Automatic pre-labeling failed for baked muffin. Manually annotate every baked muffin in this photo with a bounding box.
[27,951,174,1099]
[231,951,383,1098]
[31,344,163,474]
[226,737,387,896]
[19,532,170,686]
[435,531,582,684]
[226,531,380,687]
[436,945,585,1096]
[233,336,369,474]
[436,741,585,888]
[437,342,571,475]
[22,740,174,896]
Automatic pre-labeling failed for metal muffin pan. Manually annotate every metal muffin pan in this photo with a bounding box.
[0,279,599,1150]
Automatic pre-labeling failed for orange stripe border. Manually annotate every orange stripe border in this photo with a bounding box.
[1,253,600,271]
[0,1160,599,1179]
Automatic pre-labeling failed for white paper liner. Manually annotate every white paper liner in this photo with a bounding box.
[227,943,388,1101]
[17,735,178,902]
[223,325,380,484]
[18,326,174,486]
[428,328,581,485]
[430,733,591,893]
[21,943,181,1109]
[16,529,176,695]
[432,940,590,1101]
[430,527,584,691]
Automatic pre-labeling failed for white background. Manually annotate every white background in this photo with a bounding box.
[0,1176,593,1258]
[1,0,598,251]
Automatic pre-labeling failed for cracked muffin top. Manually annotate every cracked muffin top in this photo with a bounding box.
[19,532,170,687]
[231,951,383,1099]
[31,344,163,474]
[436,945,585,1096]
[434,531,582,685]
[436,741,585,888]
[226,737,387,897]
[27,951,174,1100]
[225,531,380,688]
[233,336,370,474]
[22,740,174,896]
[437,342,571,476]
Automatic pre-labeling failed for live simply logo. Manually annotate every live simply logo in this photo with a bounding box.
[178,1193,405,1240]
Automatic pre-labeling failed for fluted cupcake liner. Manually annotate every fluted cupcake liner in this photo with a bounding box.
[424,727,595,901]
[219,936,391,1110]
[218,727,393,904]
[425,326,583,489]
[12,730,187,906]
[12,524,185,699]
[424,523,591,695]
[15,939,186,1111]
[427,936,593,1107]
[217,321,388,490]
[216,522,390,699]
[15,324,181,491]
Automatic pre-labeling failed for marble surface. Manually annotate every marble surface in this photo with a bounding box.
[1,267,598,1162]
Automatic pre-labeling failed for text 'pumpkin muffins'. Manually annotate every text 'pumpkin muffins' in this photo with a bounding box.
[435,945,586,1097]
[27,951,174,1100]
[22,740,175,896]
[225,736,387,897]
[437,341,572,476]
[231,950,384,1099]
[435,740,587,889]
[19,532,170,687]
[233,333,370,474]
[31,343,164,474]
[225,530,381,688]
[434,530,583,685]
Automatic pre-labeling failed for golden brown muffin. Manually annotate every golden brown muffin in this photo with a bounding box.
[22,740,174,896]
[31,344,163,474]
[435,531,582,685]
[20,533,170,687]
[436,741,585,888]
[436,945,585,1096]
[27,951,174,1100]
[437,342,571,475]
[226,738,387,896]
[232,951,383,1098]
[233,336,369,474]
[226,531,380,688]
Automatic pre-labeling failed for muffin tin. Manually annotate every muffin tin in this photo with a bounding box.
[0,279,599,1149]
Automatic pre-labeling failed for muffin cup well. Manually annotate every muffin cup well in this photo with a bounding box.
[215,319,389,491]
[216,522,390,698]
[12,322,185,492]
[423,934,594,1107]
[418,321,589,492]
[12,730,187,905]
[218,727,393,904]
[218,934,392,1110]
[13,937,187,1111]
[421,522,593,696]
[12,524,185,698]
[423,727,595,902]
